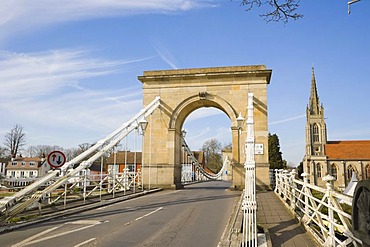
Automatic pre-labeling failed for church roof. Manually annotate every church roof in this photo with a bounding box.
[325,140,370,160]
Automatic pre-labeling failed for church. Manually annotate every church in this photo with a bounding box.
[303,68,370,190]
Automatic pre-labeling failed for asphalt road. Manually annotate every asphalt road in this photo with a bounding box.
[1,180,241,247]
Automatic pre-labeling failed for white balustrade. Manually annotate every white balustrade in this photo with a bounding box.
[274,169,362,246]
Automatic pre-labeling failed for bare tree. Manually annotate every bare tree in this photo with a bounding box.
[201,138,223,173]
[4,124,26,157]
[26,145,64,158]
[0,146,7,158]
[25,143,94,161]
[78,143,92,153]
[241,0,303,23]
[241,1,362,22]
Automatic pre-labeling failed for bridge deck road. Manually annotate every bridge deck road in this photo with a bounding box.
[1,181,241,247]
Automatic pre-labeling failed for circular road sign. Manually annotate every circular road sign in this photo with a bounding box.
[47,150,66,168]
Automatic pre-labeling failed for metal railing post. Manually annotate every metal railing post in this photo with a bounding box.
[282,170,289,200]
[290,169,296,211]
[301,172,309,220]
[274,169,279,193]
[323,175,336,246]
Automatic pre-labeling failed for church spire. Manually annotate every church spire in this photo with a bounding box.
[309,66,320,114]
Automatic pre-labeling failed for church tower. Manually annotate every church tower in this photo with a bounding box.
[305,67,327,158]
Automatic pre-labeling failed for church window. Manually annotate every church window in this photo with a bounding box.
[347,165,355,180]
[331,164,337,180]
[365,165,370,179]
[307,164,310,174]
[317,163,322,178]
[313,124,320,142]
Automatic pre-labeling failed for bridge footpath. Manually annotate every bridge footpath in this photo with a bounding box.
[257,189,319,246]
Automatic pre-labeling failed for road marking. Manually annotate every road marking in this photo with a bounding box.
[135,207,163,221]
[96,206,108,210]
[67,220,101,225]
[74,238,96,247]
[11,226,60,247]
[12,220,102,247]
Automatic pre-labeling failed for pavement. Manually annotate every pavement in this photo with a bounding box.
[257,190,319,247]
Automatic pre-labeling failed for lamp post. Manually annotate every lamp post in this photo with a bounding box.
[138,118,148,190]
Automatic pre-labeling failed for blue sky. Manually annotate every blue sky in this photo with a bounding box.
[0,1,369,166]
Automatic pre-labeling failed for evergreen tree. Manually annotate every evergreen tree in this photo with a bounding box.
[268,133,283,169]
[297,162,304,179]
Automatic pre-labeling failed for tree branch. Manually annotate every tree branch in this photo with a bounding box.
[241,0,303,23]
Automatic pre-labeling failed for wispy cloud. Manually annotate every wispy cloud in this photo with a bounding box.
[0,49,147,98]
[269,114,305,125]
[154,43,179,69]
[0,0,218,43]
[0,49,147,147]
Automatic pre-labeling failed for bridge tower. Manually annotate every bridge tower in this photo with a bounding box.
[138,65,272,189]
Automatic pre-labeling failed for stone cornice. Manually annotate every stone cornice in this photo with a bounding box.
[138,65,272,85]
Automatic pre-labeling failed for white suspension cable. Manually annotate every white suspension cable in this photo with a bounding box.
[181,138,229,180]
[0,97,161,216]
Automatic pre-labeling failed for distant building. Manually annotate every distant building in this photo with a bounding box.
[4,156,50,187]
[105,151,143,174]
[303,68,370,190]
[105,150,207,178]
[0,158,8,177]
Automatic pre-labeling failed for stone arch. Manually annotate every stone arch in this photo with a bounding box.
[138,65,272,189]
[169,93,238,131]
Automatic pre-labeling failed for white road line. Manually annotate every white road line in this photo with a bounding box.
[12,220,102,247]
[11,226,60,247]
[74,238,96,247]
[135,207,163,221]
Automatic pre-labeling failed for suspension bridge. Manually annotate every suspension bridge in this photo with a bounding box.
[0,65,363,246]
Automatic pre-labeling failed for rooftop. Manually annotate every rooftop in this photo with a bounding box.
[325,140,370,160]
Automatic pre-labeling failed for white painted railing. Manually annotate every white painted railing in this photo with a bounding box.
[242,93,257,247]
[274,169,362,246]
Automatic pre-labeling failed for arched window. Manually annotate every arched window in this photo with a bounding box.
[365,164,370,179]
[347,165,355,180]
[307,163,311,174]
[317,163,322,178]
[331,164,337,180]
[313,124,320,143]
